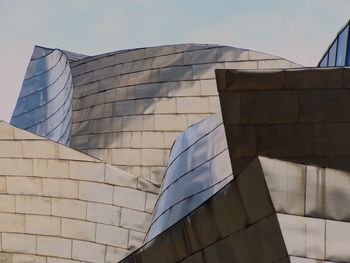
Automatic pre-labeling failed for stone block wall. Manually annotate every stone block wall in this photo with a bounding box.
[0,121,158,262]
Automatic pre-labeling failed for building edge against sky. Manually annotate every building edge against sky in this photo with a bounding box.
[3,19,350,263]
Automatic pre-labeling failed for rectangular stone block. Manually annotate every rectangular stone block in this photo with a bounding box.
[152,53,184,68]
[200,79,218,96]
[224,61,258,70]
[209,96,220,113]
[154,114,187,131]
[69,161,105,182]
[6,176,42,195]
[26,215,61,236]
[72,240,106,263]
[37,236,72,258]
[62,218,96,242]
[145,193,158,213]
[0,195,15,212]
[106,246,131,263]
[143,98,176,114]
[22,140,58,159]
[105,164,137,188]
[16,195,51,215]
[107,149,140,166]
[0,158,32,176]
[51,198,86,220]
[120,208,152,232]
[58,144,97,162]
[176,97,209,114]
[122,115,143,131]
[258,59,292,69]
[12,254,46,263]
[96,223,129,248]
[141,149,165,166]
[34,159,69,179]
[114,186,146,211]
[193,63,224,79]
[79,181,113,204]
[168,81,201,97]
[0,177,5,193]
[160,66,193,82]
[185,48,217,64]
[0,212,25,232]
[43,178,78,199]
[0,141,23,157]
[87,202,121,225]
[128,230,145,250]
[2,233,36,253]
[13,127,39,140]
[0,122,14,139]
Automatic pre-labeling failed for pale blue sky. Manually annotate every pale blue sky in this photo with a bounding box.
[0,0,349,121]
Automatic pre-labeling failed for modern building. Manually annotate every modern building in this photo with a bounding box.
[1,20,350,263]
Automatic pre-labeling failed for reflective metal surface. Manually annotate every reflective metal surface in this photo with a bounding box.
[146,112,233,241]
[10,46,74,145]
[319,20,350,67]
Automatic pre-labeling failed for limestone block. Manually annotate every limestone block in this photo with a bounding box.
[0,178,5,193]
[47,258,80,263]
[58,144,97,162]
[168,81,201,97]
[106,246,131,263]
[22,140,57,159]
[37,236,72,258]
[96,223,128,248]
[141,149,164,166]
[143,115,154,130]
[133,132,164,149]
[16,195,51,215]
[152,53,184,68]
[72,240,106,263]
[128,230,145,250]
[154,115,187,131]
[69,161,105,182]
[0,122,14,139]
[61,218,96,242]
[12,254,46,263]
[121,132,132,147]
[0,158,32,176]
[87,202,121,225]
[0,212,25,232]
[200,79,218,96]
[145,193,158,213]
[224,61,258,70]
[187,114,210,126]
[6,177,42,195]
[2,233,36,253]
[51,198,86,220]
[13,128,39,140]
[0,195,15,212]
[0,252,11,262]
[34,159,69,179]
[79,181,113,204]
[184,48,217,64]
[26,215,61,236]
[43,178,78,199]
[0,141,23,157]
[164,132,179,148]
[120,208,152,232]
[108,149,140,166]
[160,66,193,82]
[135,83,167,99]
[209,96,221,113]
[193,63,224,79]
[143,98,176,114]
[105,164,137,188]
[114,186,146,211]
[176,97,209,113]
[137,178,160,194]
[258,59,292,69]
[122,116,143,131]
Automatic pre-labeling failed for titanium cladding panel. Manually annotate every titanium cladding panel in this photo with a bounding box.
[146,112,232,241]
[216,67,350,175]
[11,46,73,145]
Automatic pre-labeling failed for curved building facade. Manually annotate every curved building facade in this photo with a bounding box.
[9,26,350,262]
[11,46,75,145]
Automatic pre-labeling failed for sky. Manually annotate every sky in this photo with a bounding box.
[0,0,349,122]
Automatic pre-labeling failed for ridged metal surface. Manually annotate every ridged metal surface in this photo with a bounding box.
[11,46,74,145]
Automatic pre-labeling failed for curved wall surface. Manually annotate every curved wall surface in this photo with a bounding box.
[0,121,158,262]
[11,46,74,145]
[146,112,233,241]
[70,44,300,185]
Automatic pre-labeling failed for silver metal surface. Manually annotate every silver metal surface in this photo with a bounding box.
[10,46,73,145]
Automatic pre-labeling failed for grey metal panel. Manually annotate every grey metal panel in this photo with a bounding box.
[10,46,73,145]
